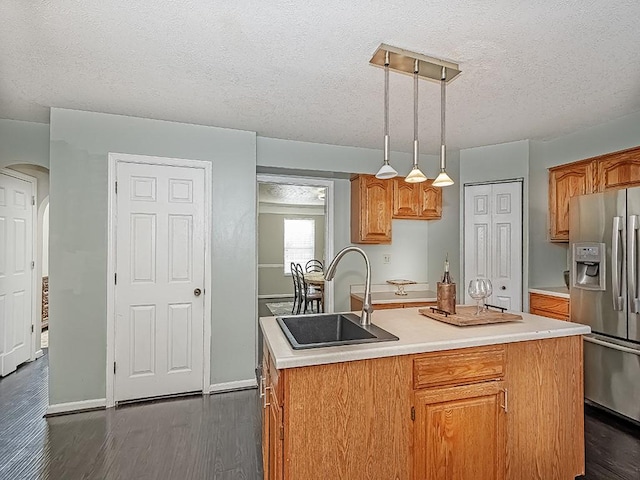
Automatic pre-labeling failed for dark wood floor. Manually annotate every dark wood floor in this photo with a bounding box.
[1,351,638,479]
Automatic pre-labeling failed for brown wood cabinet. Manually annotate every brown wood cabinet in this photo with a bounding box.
[548,160,595,241]
[350,174,444,244]
[262,337,584,479]
[529,292,570,321]
[413,346,506,480]
[261,351,283,480]
[392,178,442,220]
[548,145,640,242]
[350,174,393,244]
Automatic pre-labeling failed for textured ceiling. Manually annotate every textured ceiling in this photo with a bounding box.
[259,183,325,206]
[1,1,640,153]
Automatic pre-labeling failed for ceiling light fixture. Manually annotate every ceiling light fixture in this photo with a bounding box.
[375,51,398,180]
[405,59,427,183]
[432,66,454,187]
[370,44,460,187]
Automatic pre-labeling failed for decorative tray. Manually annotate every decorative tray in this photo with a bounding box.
[386,279,416,296]
[418,305,522,326]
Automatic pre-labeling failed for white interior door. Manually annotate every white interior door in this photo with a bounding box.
[0,170,34,376]
[464,182,522,311]
[114,161,206,402]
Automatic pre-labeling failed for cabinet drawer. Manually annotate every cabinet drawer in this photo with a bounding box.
[529,293,569,320]
[413,345,505,389]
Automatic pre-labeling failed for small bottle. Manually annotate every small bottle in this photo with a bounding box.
[442,254,452,284]
[437,253,456,314]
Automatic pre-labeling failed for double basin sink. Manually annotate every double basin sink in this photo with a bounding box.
[277,312,399,350]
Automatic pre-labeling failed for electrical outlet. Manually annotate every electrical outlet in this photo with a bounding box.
[383,254,391,264]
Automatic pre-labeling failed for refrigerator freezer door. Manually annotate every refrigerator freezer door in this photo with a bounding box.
[626,186,640,342]
[570,190,628,338]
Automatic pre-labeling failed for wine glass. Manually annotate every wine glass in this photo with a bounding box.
[483,279,493,311]
[468,279,487,315]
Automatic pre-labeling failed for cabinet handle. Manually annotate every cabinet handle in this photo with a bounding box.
[501,388,508,413]
[263,386,271,408]
[259,376,265,398]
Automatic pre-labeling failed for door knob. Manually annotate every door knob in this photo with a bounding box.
[500,286,506,290]
[194,288,202,297]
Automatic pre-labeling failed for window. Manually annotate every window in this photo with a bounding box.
[284,218,315,274]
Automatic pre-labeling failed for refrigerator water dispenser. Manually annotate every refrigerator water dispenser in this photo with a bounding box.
[572,242,606,290]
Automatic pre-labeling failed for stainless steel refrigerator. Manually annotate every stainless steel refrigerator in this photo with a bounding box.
[570,188,640,423]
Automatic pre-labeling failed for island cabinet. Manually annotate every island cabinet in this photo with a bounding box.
[351,174,393,244]
[262,335,584,480]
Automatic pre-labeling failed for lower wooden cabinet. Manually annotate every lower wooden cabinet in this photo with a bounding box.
[261,337,584,480]
[413,381,506,480]
[529,292,570,321]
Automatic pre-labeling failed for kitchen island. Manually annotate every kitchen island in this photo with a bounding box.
[259,308,590,480]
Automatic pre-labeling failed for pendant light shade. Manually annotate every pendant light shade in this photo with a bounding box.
[405,60,427,184]
[375,51,398,180]
[432,66,454,187]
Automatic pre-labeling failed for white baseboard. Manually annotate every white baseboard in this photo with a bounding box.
[46,398,106,416]
[209,379,257,393]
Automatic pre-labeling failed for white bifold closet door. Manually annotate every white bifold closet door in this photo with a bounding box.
[464,181,522,311]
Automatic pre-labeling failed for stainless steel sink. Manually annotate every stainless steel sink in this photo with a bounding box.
[277,313,399,350]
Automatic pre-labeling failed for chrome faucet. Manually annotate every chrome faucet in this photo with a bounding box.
[325,246,373,326]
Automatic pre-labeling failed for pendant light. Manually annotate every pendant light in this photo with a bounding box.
[405,59,427,183]
[375,51,398,180]
[432,66,454,187]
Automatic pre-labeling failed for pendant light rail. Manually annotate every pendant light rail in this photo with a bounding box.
[369,43,460,83]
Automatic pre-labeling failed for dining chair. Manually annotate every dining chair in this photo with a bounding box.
[296,263,323,314]
[290,262,301,314]
[305,259,324,273]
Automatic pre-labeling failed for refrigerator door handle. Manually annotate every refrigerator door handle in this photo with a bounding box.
[629,215,639,313]
[584,335,640,356]
[612,216,624,311]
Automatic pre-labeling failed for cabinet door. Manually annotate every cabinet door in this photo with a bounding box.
[393,178,420,218]
[529,293,569,321]
[598,153,640,190]
[418,180,442,219]
[261,354,270,478]
[268,389,284,480]
[414,381,506,480]
[351,175,392,243]
[548,161,594,242]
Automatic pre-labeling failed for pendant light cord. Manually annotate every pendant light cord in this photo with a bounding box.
[441,67,446,151]
[384,51,390,164]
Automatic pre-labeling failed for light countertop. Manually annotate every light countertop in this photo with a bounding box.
[260,307,590,370]
[351,290,437,304]
[529,286,570,299]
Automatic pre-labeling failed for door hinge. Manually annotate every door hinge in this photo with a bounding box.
[114,273,117,285]
[114,362,117,374]
[31,260,35,269]
[32,196,35,206]
[279,424,284,440]
[411,406,415,421]
[115,181,118,194]
[31,324,34,333]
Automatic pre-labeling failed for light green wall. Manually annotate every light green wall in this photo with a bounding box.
[48,108,257,404]
[0,119,50,169]
[459,140,530,303]
[529,110,640,287]
[258,210,325,297]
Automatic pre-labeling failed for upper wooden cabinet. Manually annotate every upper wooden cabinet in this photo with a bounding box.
[350,174,393,244]
[393,178,442,220]
[351,174,443,244]
[548,145,640,242]
[597,147,640,190]
[548,160,596,242]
